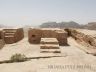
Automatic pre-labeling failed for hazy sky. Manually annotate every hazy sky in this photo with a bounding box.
[0,0,96,26]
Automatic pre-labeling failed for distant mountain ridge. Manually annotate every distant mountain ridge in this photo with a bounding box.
[40,21,96,30]
[0,21,96,30]
[40,21,83,28]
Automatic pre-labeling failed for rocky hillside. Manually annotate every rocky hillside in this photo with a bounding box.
[40,21,96,30]
[40,21,83,28]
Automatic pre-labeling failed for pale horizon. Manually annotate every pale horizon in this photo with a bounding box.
[0,0,96,27]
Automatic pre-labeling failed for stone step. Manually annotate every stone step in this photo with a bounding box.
[4,33,15,35]
[4,35,14,38]
[40,41,58,44]
[3,30,17,33]
[4,31,16,33]
[40,44,59,49]
[40,49,61,53]
[40,38,59,44]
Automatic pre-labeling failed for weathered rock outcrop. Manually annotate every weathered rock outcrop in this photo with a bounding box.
[65,28,96,55]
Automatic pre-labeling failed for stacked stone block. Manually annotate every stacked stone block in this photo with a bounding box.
[40,38,61,53]
[3,28,24,44]
[0,30,5,49]
[28,28,68,46]
[28,28,42,44]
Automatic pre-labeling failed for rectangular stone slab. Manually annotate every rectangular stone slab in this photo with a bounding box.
[40,49,61,53]
[40,44,59,49]
[40,38,59,44]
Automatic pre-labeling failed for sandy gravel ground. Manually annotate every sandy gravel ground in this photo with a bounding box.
[0,37,96,72]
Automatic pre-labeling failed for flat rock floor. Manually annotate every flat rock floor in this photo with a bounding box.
[0,37,96,72]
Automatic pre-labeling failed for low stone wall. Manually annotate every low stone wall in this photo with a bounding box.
[3,28,24,44]
[0,28,24,49]
[55,30,68,46]
[42,29,57,38]
[28,28,68,45]
[14,28,24,42]
[65,28,96,49]
[0,30,4,39]
[0,30,5,49]
[28,28,42,44]
[0,39,5,49]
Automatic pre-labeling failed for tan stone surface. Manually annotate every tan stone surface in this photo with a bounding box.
[0,37,96,72]
[3,28,24,44]
[56,31,68,45]
[28,28,42,44]
[42,30,57,38]
[40,38,58,44]
[14,28,24,42]
[0,39,5,49]
[40,44,59,49]
[4,35,15,44]
[28,28,68,45]
[40,38,60,53]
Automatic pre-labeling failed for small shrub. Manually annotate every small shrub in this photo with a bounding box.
[10,53,27,62]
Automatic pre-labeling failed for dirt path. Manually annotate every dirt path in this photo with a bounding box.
[0,37,96,72]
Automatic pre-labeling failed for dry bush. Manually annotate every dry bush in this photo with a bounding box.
[10,53,27,62]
